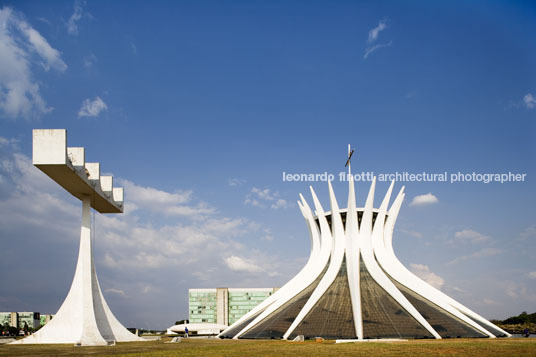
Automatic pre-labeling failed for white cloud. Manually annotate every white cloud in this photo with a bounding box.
[528,272,536,279]
[364,41,392,60]
[364,18,391,59]
[472,247,501,258]
[119,178,215,217]
[405,90,418,100]
[448,247,502,265]
[262,229,274,242]
[18,21,67,72]
[399,229,423,239]
[124,180,191,206]
[0,7,66,119]
[228,178,246,187]
[523,93,536,109]
[502,281,536,302]
[505,283,519,298]
[410,263,444,290]
[520,225,536,240]
[104,288,126,297]
[97,214,262,271]
[0,136,18,147]
[409,192,439,206]
[253,188,273,201]
[454,229,490,244]
[245,187,289,209]
[224,256,262,273]
[36,17,50,25]
[67,0,85,36]
[78,96,108,117]
[271,198,288,210]
[0,152,79,241]
[482,298,499,305]
[368,19,388,43]
[83,53,97,69]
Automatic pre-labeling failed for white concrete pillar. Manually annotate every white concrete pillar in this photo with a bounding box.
[12,196,143,345]
[216,288,229,326]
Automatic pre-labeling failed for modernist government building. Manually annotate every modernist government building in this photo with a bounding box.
[189,288,278,326]
[220,154,509,340]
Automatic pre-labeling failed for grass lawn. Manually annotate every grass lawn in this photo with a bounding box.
[1,337,535,356]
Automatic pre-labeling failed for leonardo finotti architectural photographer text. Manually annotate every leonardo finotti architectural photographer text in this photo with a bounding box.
[282,171,527,184]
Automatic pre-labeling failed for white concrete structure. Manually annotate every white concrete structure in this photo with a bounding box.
[220,146,510,340]
[167,323,228,336]
[13,129,144,346]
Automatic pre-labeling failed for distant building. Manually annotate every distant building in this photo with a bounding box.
[0,312,41,329]
[189,288,278,326]
[40,314,54,326]
[0,312,17,328]
[17,312,40,330]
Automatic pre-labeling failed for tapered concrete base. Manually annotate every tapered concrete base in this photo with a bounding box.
[13,197,144,345]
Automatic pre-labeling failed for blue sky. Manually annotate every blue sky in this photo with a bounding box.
[0,1,535,329]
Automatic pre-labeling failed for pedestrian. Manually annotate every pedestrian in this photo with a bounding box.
[523,327,529,338]
[185,326,189,338]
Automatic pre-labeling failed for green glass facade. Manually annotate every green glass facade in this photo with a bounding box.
[228,290,273,325]
[189,288,277,326]
[0,312,13,327]
[189,290,217,323]
[17,312,40,329]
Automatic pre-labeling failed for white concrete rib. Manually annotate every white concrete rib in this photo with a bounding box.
[231,187,331,339]
[360,179,441,339]
[283,182,347,339]
[346,175,363,339]
[378,188,507,337]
